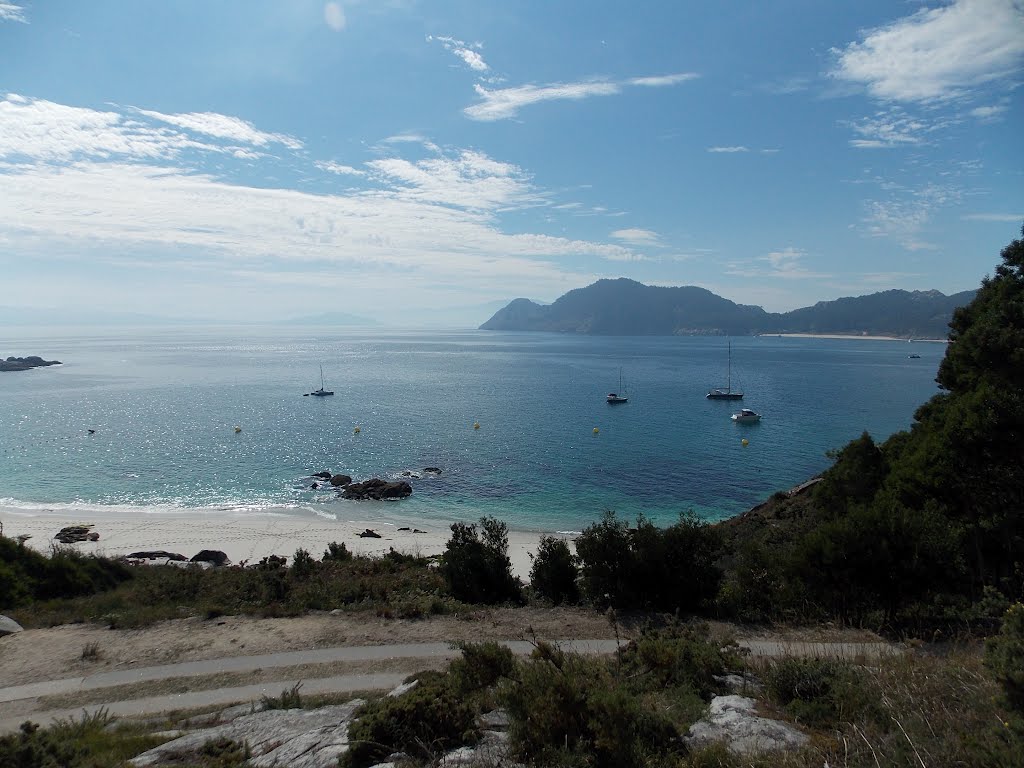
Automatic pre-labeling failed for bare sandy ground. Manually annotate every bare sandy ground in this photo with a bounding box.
[0,608,620,689]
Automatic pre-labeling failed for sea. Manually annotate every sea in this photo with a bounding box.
[0,329,945,535]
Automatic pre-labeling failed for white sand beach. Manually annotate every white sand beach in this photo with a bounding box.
[766,333,948,342]
[0,513,558,581]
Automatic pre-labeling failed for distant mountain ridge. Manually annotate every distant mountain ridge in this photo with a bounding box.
[479,278,975,338]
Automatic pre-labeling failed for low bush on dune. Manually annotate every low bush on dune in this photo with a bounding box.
[0,535,134,610]
[529,534,580,605]
[440,516,523,605]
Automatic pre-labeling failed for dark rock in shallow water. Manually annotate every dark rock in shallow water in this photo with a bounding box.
[341,478,412,500]
[422,467,442,474]
[191,550,230,567]
[127,550,188,561]
[312,471,332,480]
[329,473,353,487]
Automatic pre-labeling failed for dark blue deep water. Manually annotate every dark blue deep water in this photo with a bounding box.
[0,329,945,533]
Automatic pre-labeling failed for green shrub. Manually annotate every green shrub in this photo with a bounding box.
[449,641,517,694]
[763,656,880,728]
[260,682,303,711]
[500,641,680,768]
[323,541,352,562]
[440,517,522,604]
[575,511,722,613]
[529,535,580,605]
[341,674,477,768]
[0,710,165,768]
[986,602,1024,715]
[618,625,737,699]
[290,548,315,580]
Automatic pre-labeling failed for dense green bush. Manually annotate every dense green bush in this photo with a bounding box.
[575,511,721,612]
[500,641,680,768]
[322,541,352,562]
[986,602,1024,715]
[529,535,580,604]
[0,536,134,610]
[0,711,165,768]
[342,673,478,768]
[440,517,522,604]
[618,625,738,699]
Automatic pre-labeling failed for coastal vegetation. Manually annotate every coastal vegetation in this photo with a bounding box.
[480,278,975,338]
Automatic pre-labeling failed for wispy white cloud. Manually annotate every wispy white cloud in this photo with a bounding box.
[316,160,366,176]
[707,146,749,153]
[845,107,950,149]
[629,73,699,87]
[429,35,489,72]
[464,72,697,121]
[726,247,831,280]
[862,183,961,248]
[610,228,662,246]
[324,2,346,31]
[136,108,302,149]
[970,104,1007,120]
[0,3,27,23]
[365,150,542,211]
[962,212,1023,222]
[831,0,1024,103]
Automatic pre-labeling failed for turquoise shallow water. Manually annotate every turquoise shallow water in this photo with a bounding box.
[0,328,945,533]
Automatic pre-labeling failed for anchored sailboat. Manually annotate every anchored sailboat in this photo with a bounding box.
[305,365,334,397]
[607,368,628,404]
[706,341,743,400]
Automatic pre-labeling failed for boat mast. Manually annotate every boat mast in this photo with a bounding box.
[727,342,731,393]
[320,364,325,390]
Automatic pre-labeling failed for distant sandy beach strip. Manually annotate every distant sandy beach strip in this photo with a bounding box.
[766,333,948,343]
[0,514,559,581]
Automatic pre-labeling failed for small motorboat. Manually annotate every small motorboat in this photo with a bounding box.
[731,408,762,424]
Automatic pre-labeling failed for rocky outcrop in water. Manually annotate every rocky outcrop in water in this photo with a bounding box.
[1,355,62,372]
[341,478,412,500]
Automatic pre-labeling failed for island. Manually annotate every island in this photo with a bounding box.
[480,278,976,338]
[0,355,62,372]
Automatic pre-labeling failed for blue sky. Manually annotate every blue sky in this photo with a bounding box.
[1,0,1022,325]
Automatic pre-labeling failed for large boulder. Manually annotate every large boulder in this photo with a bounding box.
[130,700,365,768]
[0,615,24,637]
[685,695,808,755]
[341,478,412,500]
[191,550,231,567]
[329,474,353,487]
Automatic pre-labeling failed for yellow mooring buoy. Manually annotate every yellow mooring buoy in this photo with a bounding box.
[234,426,242,433]
[473,422,480,430]
[593,427,600,435]
[741,438,749,447]
[354,426,361,434]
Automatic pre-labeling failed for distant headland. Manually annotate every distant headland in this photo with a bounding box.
[479,278,975,339]
[1,356,62,372]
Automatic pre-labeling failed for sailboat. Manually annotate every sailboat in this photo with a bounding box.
[706,341,743,400]
[305,365,334,397]
[607,368,628,404]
